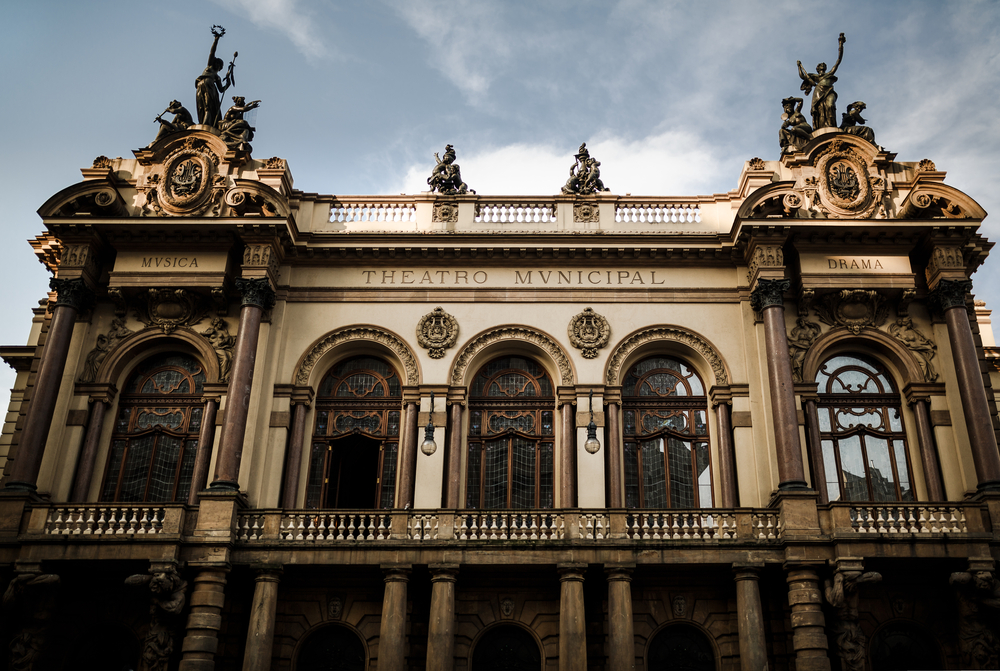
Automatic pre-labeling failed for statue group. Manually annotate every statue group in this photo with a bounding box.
[150,26,261,151]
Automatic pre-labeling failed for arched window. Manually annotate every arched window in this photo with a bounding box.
[100,353,206,502]
[296,624,366,671]
[306,356,402,509]
[815,354,914,502]
[622,357,711,509]
[466,356,555,509]
[470,625,542,671]
[647,623,715,671]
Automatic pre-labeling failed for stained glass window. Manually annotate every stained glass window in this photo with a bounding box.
[815,354,913,502]
[622,357,712,509]
[101,353,205,502]
[467,356,555,509]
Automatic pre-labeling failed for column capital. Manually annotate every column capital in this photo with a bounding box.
[75,382,118,405]
[749,278,790,312]
[733,562,765,581]
[234,277,276,310]
[557,563,587,582]
[604,565,634,581]
[251,563,284,581]
[928,278,972,312]
[382,565,412,583]
[429,564,459,582]
[50,277,94,312]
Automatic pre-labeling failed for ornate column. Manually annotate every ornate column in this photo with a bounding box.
[444,401,464,508]
[785,564,830,671]
[281,387,314,508]
[823,558,881,671]
[397,400,419,508]
[711,387,738,507]
[904,385,946,501]
[211,278,275,491]
[6,278,93,492]
[560,395,577,507]
[179,567,230,671]
[606,566,634,671]
[929,279,1000,493]
[605,392,623,508]
[379,566,411,671]
[242,566,283,671]
[426,564,458,671]
[558,563,587,671]
[750,278,808,490]
[733,564,768,671]
[70,384,116,501]
[188,387,222,506]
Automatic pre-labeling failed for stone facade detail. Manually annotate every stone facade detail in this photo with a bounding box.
[572,202,599,223]
[80,318,134,383]
[926,245,965,282]
[888,317,938,382]
[297,327,420,386]
[201,317,236,382]
[747,245,784,280]
[824,561,882,671]
[451,327,574,386]
[416,307,459,359]
[813,289,889,335]
[929,279,972,312]
[749,279,789,312]
[234,278,276,310]
[567,307,610,359]
[134,289,208,334]
[50,278,94,312]
[801,140,887,219]
[605,326,728,386]
[140,138,226,217]
[787,317,822,383]
[125,565,187,671]
[432,202,459,223]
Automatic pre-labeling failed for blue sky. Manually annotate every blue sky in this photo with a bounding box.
[1,1,999,403]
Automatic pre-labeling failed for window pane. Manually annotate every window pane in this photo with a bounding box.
[894,440,914,501]
[668,439,696,508]
[641,439,667,509]
[822,440,841,502]
[119,435,155,501]
[380,442,398,508]
[510,438,536,509]
[305,443,326,509]
[101,440,127,501]
[539,443,553,509]
[865,437,896,502]
[838,435,869,501]
[695,442,712,507]
[466,443,482,509]
[176,440,198,501]
[624,442,639,508]
[148,436,183,501]
[888,407,903,432]
[483,440,509,509]
[817,407,831,432]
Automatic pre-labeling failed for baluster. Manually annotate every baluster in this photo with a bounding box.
[887,508,898,534]
[958,510,967,533]
[585,515,594,540]
[94,509,108,535]
[377,514,387,541]
[641,513,651,540]
[70,508,83,535]
[529,515,538,540]
[929,508,941,533]
[249,515,260,540]
[905,509,917,533]
[459,516,469,540]
[947,509,959,533]
[596,516,605,540]
[470,515,480,540]
[51,509,65,534]
[862,508,874,533]
[295,515,307,541]
[365,514,375,541]
[126,509,139,535]
[680,515,691,540]
[630,515,639,539]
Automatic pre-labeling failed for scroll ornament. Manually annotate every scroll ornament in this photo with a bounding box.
[417,307,459,359]
[568,307,611,359]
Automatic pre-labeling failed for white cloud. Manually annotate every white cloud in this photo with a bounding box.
[213,0,330,61]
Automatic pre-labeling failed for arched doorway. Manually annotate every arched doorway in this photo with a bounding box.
[470,624,541,671]
[869,621,942,670]
[296,624,366,671]
[647,623,715,671]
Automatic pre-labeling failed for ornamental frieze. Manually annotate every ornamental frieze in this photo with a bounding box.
[134,288,209,334]
[812,289,888,335]
[80,318,135,383]
[416,307,459,359]
[451,327,574,386]
[605,326,728,387]
[297,327,419,386]
[568,307,610,359]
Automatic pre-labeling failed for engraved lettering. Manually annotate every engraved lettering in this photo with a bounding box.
[558,271,571,284]
[515,271,533,285]
[435,270,450,283]
[455,271,468,284]
[862,259,871,269]
[473,271,487,284]
[382,270,396,284]
[630,272,644,285]
[362,271,376,284]
[401,271,414,284]
[142,258,152,268]
[538,271,552,284]
[875,260,883,269]
[618,271,630,284]
[829,259,838,269]
[420,271,433,284]
[589,271,601,284]
[650,271,665,285]
[190,258,197,267]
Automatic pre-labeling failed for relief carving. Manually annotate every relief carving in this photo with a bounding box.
[500,597,514,618]
[568,307,611,359]
[747,245,784,279]
[297,327,419,386]
[201,317,235,382]
[925,245,964,281]
[573,202,599,223]
[606,326,727,386]
[416,307,459,359]
[928,279,972,312]
[134,289,208,334]
[2,572,60,671]
[451,327,574,386]
[748,157,766,170]
[812,289,888,335]
[749,279,789,312]
[824,566,882,671]
[263,157,286,170]
[916,159,936,172]
[242,244,280,274]
[92,156,114,169]
[950,570,1000,669]
[50,278,94,312]
[80,318,135,383]
[888,317,938,382]
[140,139,224,217]
[125,566,187,671]
[328,596,343,620]
[432,202,459,223]
[801,140,886,219]
[788,316,822,382]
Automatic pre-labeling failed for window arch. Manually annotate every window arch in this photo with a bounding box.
[646,623,716,671]
[296,624,366,671]
[466,356,555,509]
[470,624,542,671]
[100,352,206,502]
[622,356,712,509]
[815,354,914,502]
[306,355,402,509]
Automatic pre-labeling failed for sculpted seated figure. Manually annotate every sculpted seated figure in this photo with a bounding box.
[779,97,812,154]
[219,96,260,150]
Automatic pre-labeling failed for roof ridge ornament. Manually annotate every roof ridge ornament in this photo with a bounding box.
[561,143,610,195]
[427,144,475,195]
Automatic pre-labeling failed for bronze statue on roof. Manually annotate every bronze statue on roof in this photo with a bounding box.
[797,33,846,130]
[561,143,609,195]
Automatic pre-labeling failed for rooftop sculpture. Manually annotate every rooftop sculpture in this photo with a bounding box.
[427,144,475,195]
[561,143,609,195]
[797,33,846,130]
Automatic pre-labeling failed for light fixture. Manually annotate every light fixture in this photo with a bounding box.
[420,392,438,455]
[584,389,601,454]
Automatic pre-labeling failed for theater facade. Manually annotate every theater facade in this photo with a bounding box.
[2,120,1000,671]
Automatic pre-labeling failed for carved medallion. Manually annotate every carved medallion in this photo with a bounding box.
[672,595,687,618]
[432,202,459,223]
[417,307,459,359]
[143,139,225,217]
[328,596,343,620]
[573,202,599,223]
[808,140,885,219]
[134,289,208,334]
[813,289,888,335]
[500,597,514,618]
[568,307,610,359]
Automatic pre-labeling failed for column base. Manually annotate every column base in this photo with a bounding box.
[778,480,810,491]
[975,480,1000,495]
[208,480,241,492]
[2,481,39,494]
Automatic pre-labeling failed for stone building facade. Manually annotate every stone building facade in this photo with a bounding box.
[1,124,1000,671]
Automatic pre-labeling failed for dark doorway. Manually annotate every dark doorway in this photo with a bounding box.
[296,624,366,671]
[869,621,942,671]
[470,624,541,671]
[647,623,715,671]
[325,435,381,508]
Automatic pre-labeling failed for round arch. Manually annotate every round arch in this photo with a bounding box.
[92,327,223,386]
[295,325,420,388]
[802,328,925,390]
[605,326,730,388]
[644,620,719,671]
[292,621,369,671]
[468,621,544,671]
[450,325,575,388]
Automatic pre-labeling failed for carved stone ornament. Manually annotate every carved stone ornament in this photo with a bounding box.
[134,288,208,334]
[568,307,611,359]
[432,202,459,223]
[812,289,888,335]
[2,572,61,671]
[141,138,225,217]
[264,156,286,170]
[805,140,886,219]
[926,245,964,282]
[889,317,938,382]
[788,316,822,382]
[297,327,419,386]
[417,307,459,359]
[561,143,609,195]
[125,565,188,671]
[747,245,784,280]
[929,279,972,312]
[824,567,882,671]
[234,278,276,310]
[573,202,599,223]
[748,157,766,170]
[81,318,135,382]
[226,188,279,217]
[950,570,1000,669]
[328,596,343,620]
[451,326,574,386]
[201,317,235,382]
[427,144,475,195]
[49,277,94,312]
[92,155,115,169]
[500,597,514,618]
[606,326,728,386]
[672,595,687,618]
[916,158,936,172]
[242,244,280,275]
[749,279,790,312]
[60,244,100,278]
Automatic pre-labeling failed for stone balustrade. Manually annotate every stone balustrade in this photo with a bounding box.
[824,502,984,535]
[329,197,417,223]
[29,504,184,536]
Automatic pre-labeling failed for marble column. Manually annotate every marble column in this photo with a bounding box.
[379,567,411,671]
[242,567,282,671]
[558,563,587,671]
[561,403,577,507]
[70,389,114,501]
[179,567,230,671]
[6,278,92,492]
[931,279,1000,493]
[606,402,622,508]
[444,404,463,508]
[785,566,830,671]
[211,279,274,491]
[734,565,768,671]
[281,401,308,508]
[397,402,419,508]
[606,566,634,671]
[750,279,808,490]
[714,397,738,507]
[188,395,220,506]
[426,564,458,671]
[909,396,945,501]
[802,397,829,505]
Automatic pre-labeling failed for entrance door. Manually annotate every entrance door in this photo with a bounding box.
[325,435,381,509]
